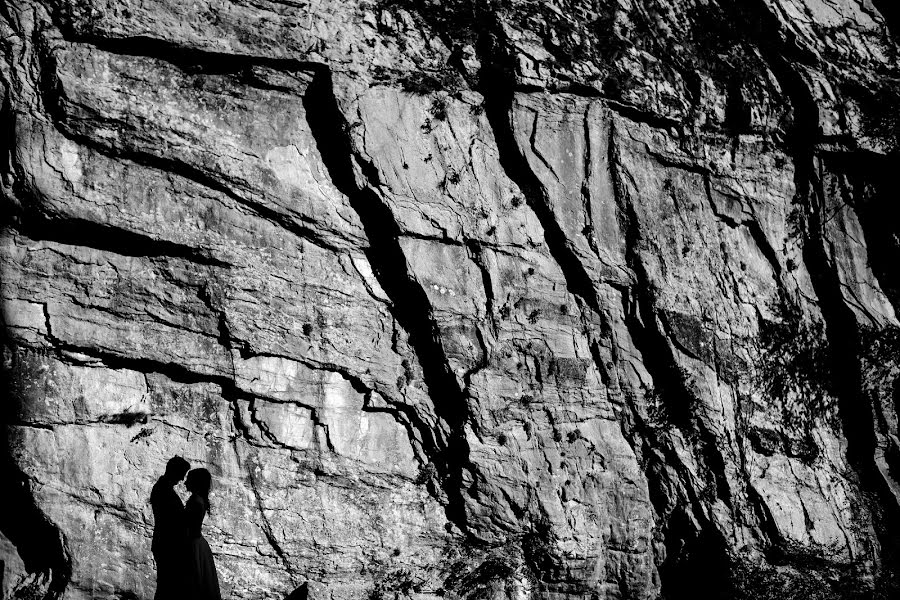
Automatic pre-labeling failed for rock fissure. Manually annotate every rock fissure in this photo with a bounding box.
[9,205,231,268]
[301,65,476,532]
[738,0,900,585]
[607,118,736,598]
[5,1,900,598]
[245,464,298,578]
[478,24,606,320]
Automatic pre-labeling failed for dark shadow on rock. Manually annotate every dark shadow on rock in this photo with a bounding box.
[0,321,72,597]
[284,582,308,600]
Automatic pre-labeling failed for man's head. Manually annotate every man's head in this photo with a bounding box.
[164,456,191,482]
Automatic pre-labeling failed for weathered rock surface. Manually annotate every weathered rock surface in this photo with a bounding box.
[2,1,900,599]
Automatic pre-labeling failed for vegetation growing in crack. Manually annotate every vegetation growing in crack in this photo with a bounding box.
[367,567,425,600]
[441,519,555,600]
[685,3,776,127]
[851,79,900,153]
[752,292,837,443]
[397,69,466,95]
[414,461,438,486]
[642,387,674,439]
[859,325,900,421]
[728,542,896,600]
[636,360,704,443]
[361,525,555,600]
[375,0,625,88]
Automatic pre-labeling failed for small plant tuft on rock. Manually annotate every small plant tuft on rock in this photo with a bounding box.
[368,568,423,600]
[399,69,464,96]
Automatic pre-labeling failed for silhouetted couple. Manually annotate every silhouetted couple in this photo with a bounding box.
[151,456,222,600]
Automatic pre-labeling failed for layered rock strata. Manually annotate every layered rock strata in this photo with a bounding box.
[2,1,900,599]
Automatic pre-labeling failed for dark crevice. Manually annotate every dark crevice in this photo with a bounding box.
[50,26,322,78]
[461,326,490,402]
[804,158,900,501]
[307,409,336,454]
[1,85,14,185]
[736,0,900,587]
[744,220,784,280]
[465,240,497,334]
[301,67,474,532]
[8,198,231,267]
[477,25,604,318]
[603,98,682,131]
[724,78,751,133]
[763,0,890,481]
[872,0,900,39]
[579,107,604,263]
[820,150,900,315]
[244,460,296,576]
[746,482,784,548]
[608,119,734,599]
[656,315,734,512]
[36,308,236,393]
[363,395,449,496]
[516,83,683,131]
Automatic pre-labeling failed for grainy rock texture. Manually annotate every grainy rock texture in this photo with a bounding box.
[2,1,900,599]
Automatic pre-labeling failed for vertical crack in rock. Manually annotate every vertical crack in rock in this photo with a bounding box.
[474,18,735,595]
[474,19,729,595]
[607,122,734,599]
[478,30,604,318]
[476,20,622,438]
[827,152,900,317]
[580,108,603,261]
[1,87,15,189]
[465,241,497,335]
[737,0,900,580]
[245,457,297,578]
[301,67,474,531]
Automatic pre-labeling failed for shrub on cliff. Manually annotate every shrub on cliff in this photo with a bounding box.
[752,293,837,442]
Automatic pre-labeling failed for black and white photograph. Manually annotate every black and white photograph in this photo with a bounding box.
[2,1,900,599]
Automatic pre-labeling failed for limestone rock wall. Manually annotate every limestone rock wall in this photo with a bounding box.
[2,1,900,599]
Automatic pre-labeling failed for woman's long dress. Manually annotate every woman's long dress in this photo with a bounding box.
[185,495,222,600]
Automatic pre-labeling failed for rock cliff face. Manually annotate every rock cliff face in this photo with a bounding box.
[2,1,900,599]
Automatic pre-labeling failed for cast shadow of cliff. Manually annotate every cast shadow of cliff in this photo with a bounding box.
[0,297,72,597]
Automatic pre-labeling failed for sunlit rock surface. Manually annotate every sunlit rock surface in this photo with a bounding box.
[2,1,900,599]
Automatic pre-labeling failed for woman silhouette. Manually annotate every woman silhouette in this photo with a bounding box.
[185,468,222,600]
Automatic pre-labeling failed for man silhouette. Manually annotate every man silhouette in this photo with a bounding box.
[151,456,191,600]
